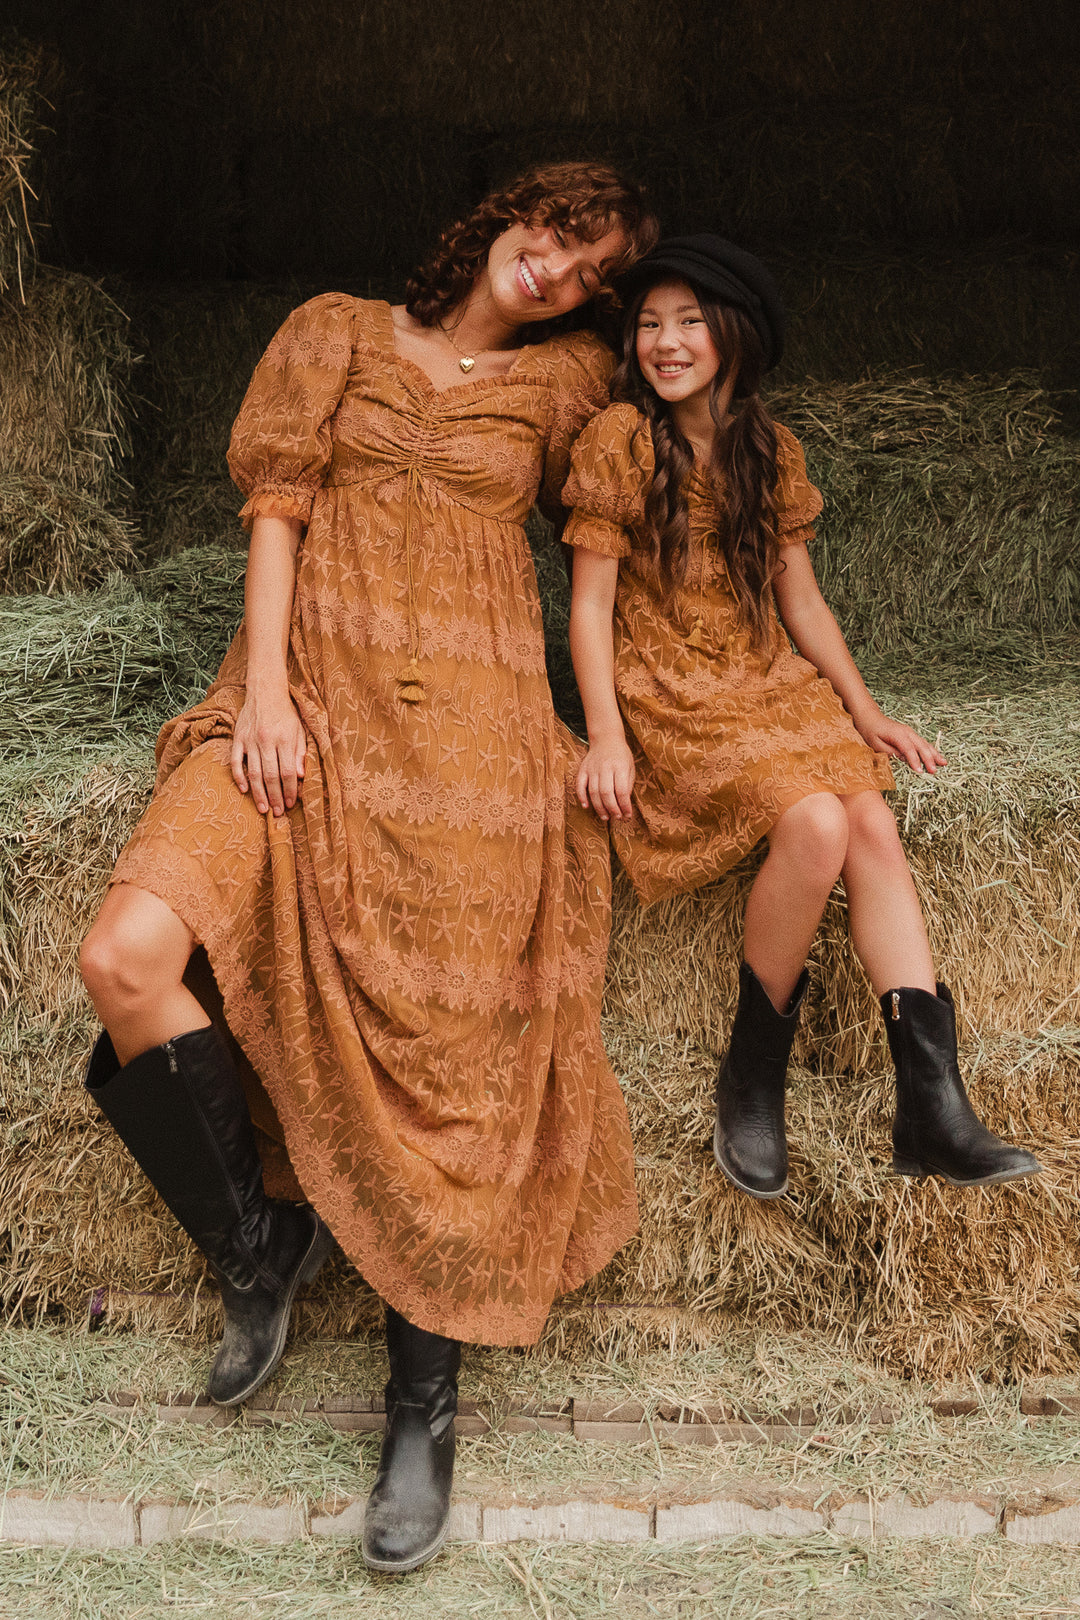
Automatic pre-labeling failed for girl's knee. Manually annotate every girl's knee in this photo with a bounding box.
[843,791,906,864]
[771,792,849,881]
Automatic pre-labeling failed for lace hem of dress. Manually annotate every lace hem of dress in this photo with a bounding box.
[109,835,628,1346]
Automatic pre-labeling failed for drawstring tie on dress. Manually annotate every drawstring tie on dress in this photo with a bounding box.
[398,462,425,704]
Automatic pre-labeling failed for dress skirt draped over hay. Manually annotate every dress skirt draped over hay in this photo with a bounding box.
[111,295,637,1346]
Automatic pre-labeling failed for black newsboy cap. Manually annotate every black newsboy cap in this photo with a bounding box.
[616,234,786,371]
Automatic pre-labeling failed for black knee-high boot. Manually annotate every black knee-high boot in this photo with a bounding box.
[362,1305,460,1575]
[85,1026,333,1405]
[713,961,809,1198]
[883,984,1042,1185]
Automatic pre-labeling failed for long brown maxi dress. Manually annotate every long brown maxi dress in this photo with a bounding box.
[111,294,638,1346]
[563,403,895,904]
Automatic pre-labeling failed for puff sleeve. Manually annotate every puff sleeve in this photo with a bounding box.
[774,422,824,547]
[535,332,616,527]
[226,292,355,532]
[562,402,652,558]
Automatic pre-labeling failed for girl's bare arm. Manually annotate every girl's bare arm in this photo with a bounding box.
[773,542,945,774]
[568,548,636,820]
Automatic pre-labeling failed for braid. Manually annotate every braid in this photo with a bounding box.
[638,399,693,594]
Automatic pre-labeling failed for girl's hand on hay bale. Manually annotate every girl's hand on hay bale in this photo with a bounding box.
[576,736,636,822]
[855,712,946,775]
[231,688,308,817]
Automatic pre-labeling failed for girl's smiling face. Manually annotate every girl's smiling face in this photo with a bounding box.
[635,278,724,408]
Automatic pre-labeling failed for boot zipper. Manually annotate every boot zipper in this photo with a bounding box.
[891,992,900,1021]
[163,1040,179,1074]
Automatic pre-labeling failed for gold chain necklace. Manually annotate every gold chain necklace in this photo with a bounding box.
[437,320,479,373]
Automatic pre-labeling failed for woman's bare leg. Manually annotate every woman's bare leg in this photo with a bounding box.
[838,791,935,996]
[80,884,210,1065]
[742,792,850,1009]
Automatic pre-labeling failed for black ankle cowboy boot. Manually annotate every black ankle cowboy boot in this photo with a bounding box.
[713,961,808,1199]
[85,1026,333,1405]
[883,984,1042,1186]
[362,1305,460,1575]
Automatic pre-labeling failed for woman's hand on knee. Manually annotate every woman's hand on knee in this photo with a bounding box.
[856,712,946,775]
[231,688,308,817]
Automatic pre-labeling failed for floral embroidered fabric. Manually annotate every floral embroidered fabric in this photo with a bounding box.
[563,403,895,904]
[112,296,637,1345]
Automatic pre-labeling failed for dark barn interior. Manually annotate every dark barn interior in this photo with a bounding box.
[2,1,1080,1380]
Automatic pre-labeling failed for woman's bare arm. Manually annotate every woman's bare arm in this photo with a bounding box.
[230,514,308,816]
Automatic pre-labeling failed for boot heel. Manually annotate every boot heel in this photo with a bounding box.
[299,1219,335,1283]
[892,1154,928,1177]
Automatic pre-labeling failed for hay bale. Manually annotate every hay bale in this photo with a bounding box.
[0,473,137,594]
[0,549,244,759]
[545,1022,1080,1382]
[0,39,45,298]
[0,267,136,503]
[771,374,1080,653]
[117,282,301,492]
[0,635,1077,1374]
[771,243,1080,389]
[605,647,1080,1072]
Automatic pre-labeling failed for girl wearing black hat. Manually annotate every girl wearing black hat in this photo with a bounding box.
[564,235,1040,1199]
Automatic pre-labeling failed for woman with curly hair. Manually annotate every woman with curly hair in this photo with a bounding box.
[78,162,657,1573]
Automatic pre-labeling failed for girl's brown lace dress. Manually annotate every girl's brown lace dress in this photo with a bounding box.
[563,403,895,905]
[112,295,637,1346]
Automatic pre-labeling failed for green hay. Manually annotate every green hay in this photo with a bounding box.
[0,268,136,503]
[0,474,138,595]
[0,548,244,758]
[0,39,44,299]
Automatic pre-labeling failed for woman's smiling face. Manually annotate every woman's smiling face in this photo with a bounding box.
[634,278,723,407]
[485,216,629,325]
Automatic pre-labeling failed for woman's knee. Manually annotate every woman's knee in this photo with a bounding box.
[79,888,192,1014]
[769,792,849,883]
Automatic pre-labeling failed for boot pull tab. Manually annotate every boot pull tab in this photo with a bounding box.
[891,991,901,1021]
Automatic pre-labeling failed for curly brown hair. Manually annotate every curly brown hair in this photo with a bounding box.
[612,284,782,654]
[405,161,658,335]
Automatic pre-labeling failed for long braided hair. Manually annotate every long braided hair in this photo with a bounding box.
[406,161,658,340]
[612,281,782,651]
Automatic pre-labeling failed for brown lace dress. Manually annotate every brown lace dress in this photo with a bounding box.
[111,295,638,1346]
[563,403,894,904]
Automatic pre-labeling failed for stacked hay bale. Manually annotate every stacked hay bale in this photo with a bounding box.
[2,363,1078,1379]
[0,22,1076,1372]
[0,43,138,594]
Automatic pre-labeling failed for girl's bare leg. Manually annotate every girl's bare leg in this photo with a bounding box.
[80,884,210,1064]
[742,792,850,1009]
[838,791,935,995]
